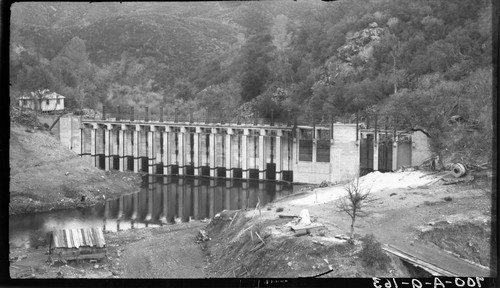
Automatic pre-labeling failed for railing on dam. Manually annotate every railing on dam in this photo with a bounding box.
[86,106,361,128]
[83,105,409,131]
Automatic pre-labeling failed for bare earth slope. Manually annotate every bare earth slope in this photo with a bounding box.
[202,171,494,277]
[9,122,142,215]
[119,222,206,278]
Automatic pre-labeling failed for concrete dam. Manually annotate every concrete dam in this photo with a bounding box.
[55,110,431,184]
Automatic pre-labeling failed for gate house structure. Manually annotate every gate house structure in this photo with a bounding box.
[59,109,431,184]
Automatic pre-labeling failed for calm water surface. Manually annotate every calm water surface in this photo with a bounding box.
[9,176,294,248]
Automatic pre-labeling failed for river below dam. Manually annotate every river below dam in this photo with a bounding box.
[9,176,295,249]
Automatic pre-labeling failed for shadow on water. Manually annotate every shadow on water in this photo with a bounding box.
[9,176,294,248]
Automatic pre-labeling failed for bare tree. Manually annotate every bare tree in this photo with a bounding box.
[337,177,374,242]
[30,89,48,128]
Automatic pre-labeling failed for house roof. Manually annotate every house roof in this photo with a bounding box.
[18,91,66,100]
[51,227,106,249]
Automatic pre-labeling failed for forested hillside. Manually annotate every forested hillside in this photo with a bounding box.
[10,0,493,165]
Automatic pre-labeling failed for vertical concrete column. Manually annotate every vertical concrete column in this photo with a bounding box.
[104,124,112,171]
[178,127,186,175]
[209,128,216,177]
[293,127,299,165]
[163,127,170,175]
[330,126,336,182]
[155,128,163,171]
[392,138,398,172]
[373,132,379,171]
[276,130,282,181]
[225,128,232,178]
[312,128,317,163]
[133,125,141,173]
[119,125,126,171]
[91,123,98,167]
[80,126,84,157]
[194,127,201,176]
[242,129,249,179]
[259,129,266,180]
[148,126,156,174]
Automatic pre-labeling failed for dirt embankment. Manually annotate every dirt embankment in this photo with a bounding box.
[201,210,411,278]
[201,170,495,277]
[9,122,142,215]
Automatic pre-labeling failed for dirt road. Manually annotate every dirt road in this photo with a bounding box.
[116,222,206,278]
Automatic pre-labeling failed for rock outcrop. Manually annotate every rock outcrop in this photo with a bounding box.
[318,22,388,86]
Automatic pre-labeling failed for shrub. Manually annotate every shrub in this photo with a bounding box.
[276,207,284,212]
[359,234,391,271]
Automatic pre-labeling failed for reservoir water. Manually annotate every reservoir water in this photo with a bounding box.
[9,176,294,248]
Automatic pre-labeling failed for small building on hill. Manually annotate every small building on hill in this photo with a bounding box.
[49,227,107,261]
[18,89,65,112]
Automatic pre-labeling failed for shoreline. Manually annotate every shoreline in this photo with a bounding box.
[9,170,144,216]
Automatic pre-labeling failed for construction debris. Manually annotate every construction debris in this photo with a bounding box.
[255,232,265,245]
[291,223,324,236]
[451,163,467,178]
[196,230,210,243]
[442,175,475,185]
[229,212,238,227]
[298,209,311,225]
[278,214,298,219]
[318,181,333,188]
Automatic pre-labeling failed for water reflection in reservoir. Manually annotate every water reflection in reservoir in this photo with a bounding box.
[9,176,294,248]
[104,176,291,226]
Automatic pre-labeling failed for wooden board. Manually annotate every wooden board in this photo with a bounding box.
[290,223,324,234]
[385,243,491,277]
[63,252,107,261]
[278,215,297,219]
[383,245,458,276]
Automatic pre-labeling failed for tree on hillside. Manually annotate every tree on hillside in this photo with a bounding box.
[271,14,292,90]
[238,3,272,36]
[337,177,374,242]
[50,36,98,109]
[239,33,274,102]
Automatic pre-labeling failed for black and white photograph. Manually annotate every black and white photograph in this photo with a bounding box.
[7,0,496,282]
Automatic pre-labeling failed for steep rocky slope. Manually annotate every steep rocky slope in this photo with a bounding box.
[9,121,142,215]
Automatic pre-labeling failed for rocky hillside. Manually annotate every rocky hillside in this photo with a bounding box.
[319,22,387,86]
